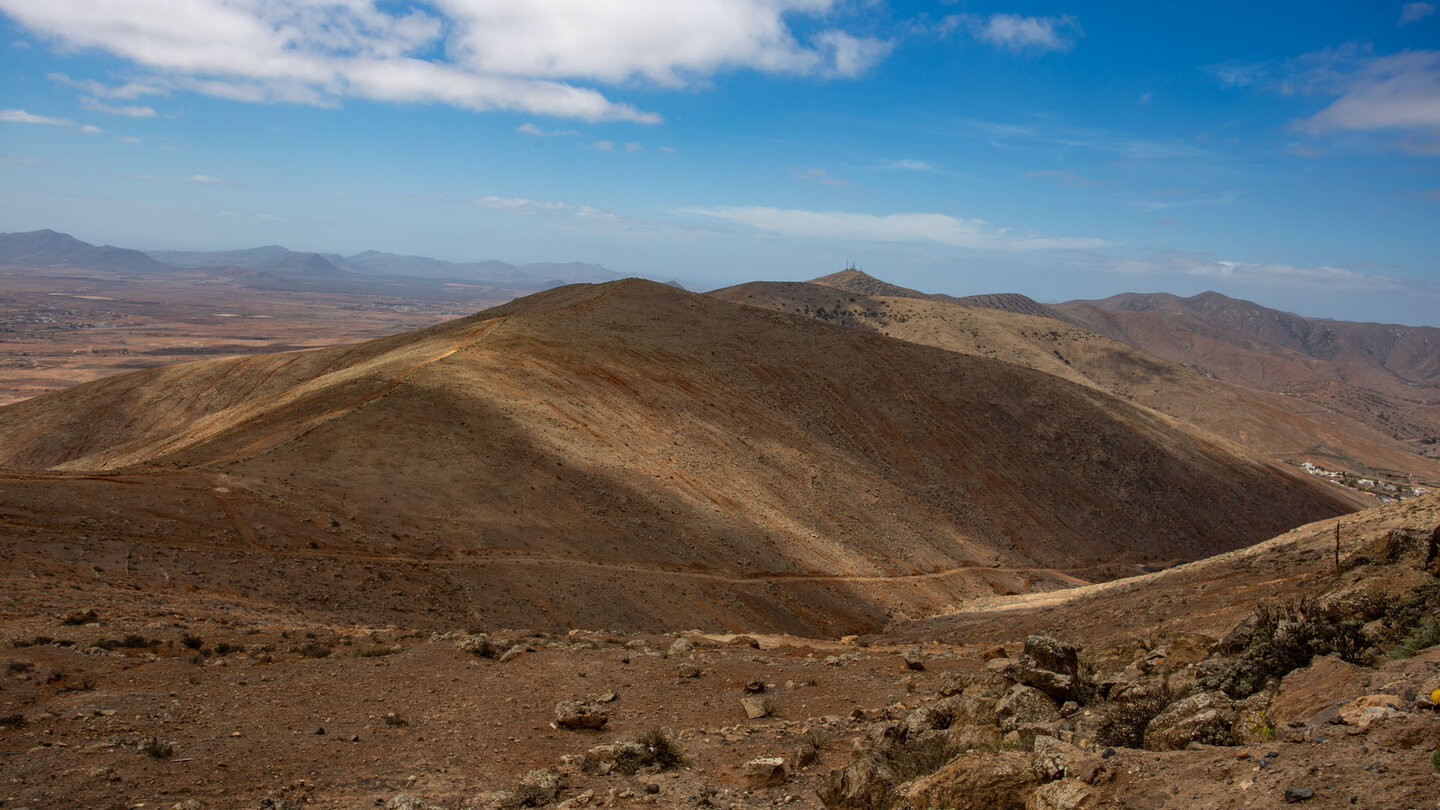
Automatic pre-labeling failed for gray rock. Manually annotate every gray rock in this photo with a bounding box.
[744,756,787,788]
[553,699,608,730]
[1143,690,1236,751]
[741,696,771,719]
[996,684,1061,732]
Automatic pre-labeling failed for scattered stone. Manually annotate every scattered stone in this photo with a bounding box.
[499,645,526,663]
[139,735,174,759]
[668,637,695,657]
[981,645,1008,661]
[744,679,766,693]
[730,636,760,648]
[514,768,563,807]
[553,699,608,730]
[903,646,926,671]
[741,696,771,719]
[596,691,619,703]
[1283,786,1315,803]
[384,795,441,810]
[60,609,98,626]
[791,741,819,769]
[744,756,788,788]
[676,662,701,679]
[1338,694,1403,726]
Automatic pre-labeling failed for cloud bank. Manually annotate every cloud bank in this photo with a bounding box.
[0,0,889,123]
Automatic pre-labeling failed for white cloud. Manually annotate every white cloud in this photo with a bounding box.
[950,13,1081,53]
[882,158,936,171]
[683,205,1110,250]
[1074,250,1423,292]
[625,141,643,153]
[1293,50,1440,146]
[516,122,579,137]
[0,108,73,125]
[80,96,158,117]
[118,136,141,143]
[76,124,103,133]
[1399,3,1435,25]
[187,174,225,184]
[590,140,616,151]
[790,167,849,186]
[1,0,888,122]
[467,195,573,214]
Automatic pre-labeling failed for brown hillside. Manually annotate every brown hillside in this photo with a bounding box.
[810,269,1068,322]
[1057,292,1440,459]
[710,280,1440,484]
[0,280,1361,634]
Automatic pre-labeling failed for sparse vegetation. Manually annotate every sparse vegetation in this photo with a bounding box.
[357,645,398,657]
[214,642,244,656]
[0,713,23,729]
[1210,597,1369,698]
[1390,616,1440,660]
[297,642,332,658]
[1095,685,1173,749]
[180,634,203,650]
[613,728,685,775]
[6,660,33,675]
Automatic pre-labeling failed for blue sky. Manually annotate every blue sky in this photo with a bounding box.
[2,1,1438,325]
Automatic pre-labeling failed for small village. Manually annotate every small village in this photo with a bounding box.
[1295,460,1432,503]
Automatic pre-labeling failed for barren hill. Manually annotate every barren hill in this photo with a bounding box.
[0,280,1362,634]
[810,269,1069,322]
[1057,292,1440,459]
[711,280,1440,483]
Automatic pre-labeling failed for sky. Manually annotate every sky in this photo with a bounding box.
[1,1,1439,326]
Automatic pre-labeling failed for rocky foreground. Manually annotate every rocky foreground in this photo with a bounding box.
[2,507,1439,808]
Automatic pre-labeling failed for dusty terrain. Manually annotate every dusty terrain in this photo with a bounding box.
[1057,292,1440,463]
[712,273,1440,488]
[0,279,1362,635]
[0,493,1436,809]
[0,267,503,407]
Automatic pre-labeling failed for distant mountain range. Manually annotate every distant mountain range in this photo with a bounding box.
[1,230,622,295]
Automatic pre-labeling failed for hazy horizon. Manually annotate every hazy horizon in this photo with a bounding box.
[2,1,1438,325]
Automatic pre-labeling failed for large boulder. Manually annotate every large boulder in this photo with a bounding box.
[898,752,1038,810]
[817,721,970,810]
[996,684,1061,733]
[1143,691,1237,750]
[1004,636,1083,702]
[1267,654,1368,730]
[1025,780,1100,810]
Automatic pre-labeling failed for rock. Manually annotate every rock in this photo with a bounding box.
[139,735,174,758]
[553,700,608,730]
[902,646,926,671]
[667,637,695,657]
[676,662,701,679]
[514,768,563,806]
[899,751,1039,810]
[1031,736,1080,782]
[1024,636,1079,679]
[996,684,1061,733]
[1143,691,1236,750]
[744,756,787,788]
[1215,614,1258,656]
[741,696,771,719]
[817,721,965,810]
[791,741,819,769]
[1337,694,1403,726]
[384,796,441,810]
[1283,785,1315,803]
[981,645,1008,661]
[499,645,526,663]
[745,679,767,693]
[906,695,996,736]
[1268,655,1367,729]
[730,635,760,648]
[1026,779,1099,810]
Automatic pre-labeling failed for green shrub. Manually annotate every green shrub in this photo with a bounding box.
[180,634,203,650]
[298,643,331,658]
[1390,615,1440,659]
